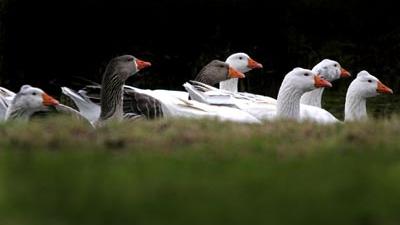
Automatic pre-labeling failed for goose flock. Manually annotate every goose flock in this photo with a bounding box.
[0,53,394,126]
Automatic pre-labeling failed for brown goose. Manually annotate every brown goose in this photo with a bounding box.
[62,55,151,124]
[97,55,151,122]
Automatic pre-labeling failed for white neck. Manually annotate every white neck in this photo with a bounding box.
[5,104,36,121]
[345,91,367,121]
[300,88,324,108]
[219,78,239,92]
[277,82,304,120]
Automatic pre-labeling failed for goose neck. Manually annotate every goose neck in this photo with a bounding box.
[345,92,367,121]
[219,78,239,92]
[300,88,324,108]
[277,83,304,120]
[99,72,125,121]
[5,104,34,121]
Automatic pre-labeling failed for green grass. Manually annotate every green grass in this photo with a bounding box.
[1,116,400,225]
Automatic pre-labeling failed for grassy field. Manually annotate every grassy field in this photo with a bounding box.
[1,116,400,225]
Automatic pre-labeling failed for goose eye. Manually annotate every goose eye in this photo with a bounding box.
[32,92,37,96]
[334,64,338,67]
[239,57,243,60]
[304,73,309,76]
[127,58,134,62]
[368,80,372,83]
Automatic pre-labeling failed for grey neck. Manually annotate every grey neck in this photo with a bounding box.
[99,71,126,121]
[195,71,223,86]
[277,83,304,120]
[300,88,324,108]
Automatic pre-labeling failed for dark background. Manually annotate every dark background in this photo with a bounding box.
[1,0,400,102]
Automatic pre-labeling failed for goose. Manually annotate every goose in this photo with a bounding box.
[219,52,263,92]
[185,80,339,124]
[185,59,347,123]
[96,55,152,124]
[64,60,261,123]
[0,85,91,123]
[59,55,151,125]
[4,85,59,121]
[122,60,260,123]
[276,68,332,120]
[300,59,351,107]
[124,52,263,100]
[345,70,393,121]
[62,52,258,121]
[186,67,334,122]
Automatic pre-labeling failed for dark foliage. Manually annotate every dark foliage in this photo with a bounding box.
[0,0,399,99]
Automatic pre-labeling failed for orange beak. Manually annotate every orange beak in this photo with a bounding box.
[247,58,263,69]
[135,58,152,70]
[228,66,246,78]
[314,75,332,88]
[42,93,59,106]
[376,81,393,94]
[340,68,351,78]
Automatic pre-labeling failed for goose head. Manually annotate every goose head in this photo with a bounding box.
[5,85,59,120]
[283,68,332,92]
[348,71,393,98]
[277,68,332,120]
[13,85,59,109]
[312,59,351,82]
[225,53,263,73]
[195,60,245,86]
[107,55,152,80]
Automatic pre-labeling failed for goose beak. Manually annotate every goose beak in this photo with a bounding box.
[42,93,59,106]
[314,75,332,88]
[340,68,351,78]
[376,81,393,94]
[135,59,152,70]
[229,66,246,78]
[247,58,263,69]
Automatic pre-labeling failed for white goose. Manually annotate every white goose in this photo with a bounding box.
[185,60,344,123]
[276,68,332,120]
[188,68,338,123]
[1,85,90,122]
[4,85,59,121]
[345,71,393,121]
[219,52,263,92]
[300,59,351,107]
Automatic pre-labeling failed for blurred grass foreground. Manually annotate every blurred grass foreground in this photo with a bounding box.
[1,116,400,225]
